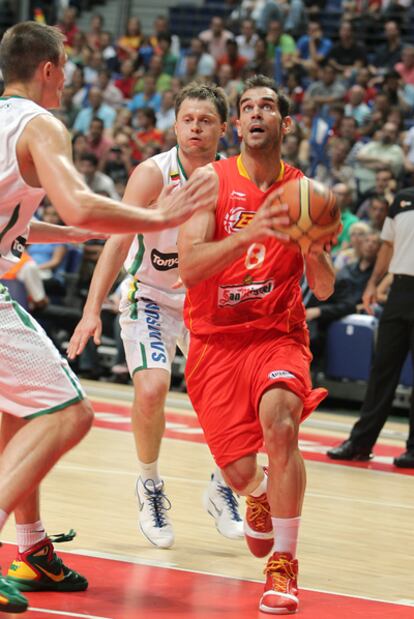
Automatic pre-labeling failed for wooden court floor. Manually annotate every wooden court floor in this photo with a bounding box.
[2,380,413,618]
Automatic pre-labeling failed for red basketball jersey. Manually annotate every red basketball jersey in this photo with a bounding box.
[184,156,306,335]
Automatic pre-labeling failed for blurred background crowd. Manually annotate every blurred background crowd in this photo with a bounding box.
[0,0,412,394]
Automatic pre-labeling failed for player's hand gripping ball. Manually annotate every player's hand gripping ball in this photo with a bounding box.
[272,178,340,253]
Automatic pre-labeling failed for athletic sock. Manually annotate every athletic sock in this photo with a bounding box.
[138,459,162,486]
[249,468,268,497]
[271,516,301,558]
[16,520,47,552]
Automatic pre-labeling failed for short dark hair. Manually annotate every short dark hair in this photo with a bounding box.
[237,74,291,118]
[175,81,228,123]
[137,106,157,126]
[0,21,65,84]
[90,116,104,129]
[80,152,99,167]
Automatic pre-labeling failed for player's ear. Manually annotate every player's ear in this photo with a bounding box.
[220,122,227,138]
[282,116,293,134]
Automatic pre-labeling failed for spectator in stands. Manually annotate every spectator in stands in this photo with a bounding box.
[96,68,123,108]
[356,167,396,217]
[56,6,79,49]
[395,45,414,86]
[117,16,143,62]
[86,13,104,52]
[378,69,413,115]
[67,30,87,66]
[315,137,356,194]
[103,137,136,192]
[355,122,404,194]
[72,132,89,169]
[1,253,48,311]
[332,183,359,254]
[294,20,332,76]
[328,20,367,78]
[156,32,178,76]
[216,64,242,110]
[352,67,377,104]
[281,133,305,170]
[73,86,117,133]
[83,49,104,86]
[129,74,162,114]
[135,55,172,93]
[156,90,176,132]
[327,187,414,468]
[245,35,273,76]
[114,59,136,100]
[150,15,180,58]
[199,16,234,62]
[333,221,372,271]
[100,31,119,73]
[70,66,89,108]
[110,108,133,140]
[363,195,389,231]
[257,0,308,37]
[217,39,248,79]
[344,85,371,126]
[58,85,79,129]
[371,20,402,72]
[304,62,347,115]
[188,38,216,78]
[265,19,297,72]
[236,18,259,62]
[78,153,120,199]
[306,231,381,358]
[180,53,200,84]
[129,107,164,162]
[296,98,331,174]
[85,117,113,164]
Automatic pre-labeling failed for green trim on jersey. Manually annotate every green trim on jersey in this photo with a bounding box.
[0,282,11,300]
[176,146,221,181]
[0,203,20,245]
[132,343,148,374]
[24,395,84,420]
[11,299,36,332]
[128,234,145,276]
[0,95,28,100]
[62,365,84,401]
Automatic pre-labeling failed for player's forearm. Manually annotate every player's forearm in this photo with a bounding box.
[179,234,251,288]
[305,251,335,301]
[82,236,131,315]
[28,221,73,243]
[367,241,393,287]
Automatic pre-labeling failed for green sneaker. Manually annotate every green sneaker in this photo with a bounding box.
[0,574,28,613]
[7,530,88,592]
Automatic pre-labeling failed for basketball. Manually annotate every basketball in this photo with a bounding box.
[273,177,340,253]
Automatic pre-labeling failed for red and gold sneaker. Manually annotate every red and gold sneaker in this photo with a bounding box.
[7,531,87,592]
[259,552,299,615]
[244,492,273,557]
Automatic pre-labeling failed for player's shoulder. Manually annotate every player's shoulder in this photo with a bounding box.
[282,162,304,182]
[212,155,236,173]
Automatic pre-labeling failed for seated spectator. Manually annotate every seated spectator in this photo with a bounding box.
[156,32,178,76]
[351,67,377,104]
[149,15,180,58]
[73,86,117,133]
[114,59,137,100]
[199,16,234,62]
[117,16,143,62]
[306,231,381,359]
[56,6,79,50]
[217,39,248,79]
[72,133,89,169]
[371,20,402,73]
[315,137,356,194]
[355,122,404,194]
[70,66,90,109]
[78,153,120,199]
[333,221,372,271]
[344,85,371,126]
[359,92,391,138]
[236,18,259,62]
[380,69,413,115]
[83,49,105,86]
[245,35,273,77]
[265,19,297,73]
[1,253,48,311]
[361,195,389,231]
[110,107,133,140]
[216,64,243,110]
[180,53,201,85]
[332,183,359,255]
[328,20,367,78]
[305,63,347,114]
[294,20,332,76]
[295,98,331,174]
[129,74,162,113]
[395,45,414,86]
[281,133,306,170]
[156,90,176,131]
[85,117,114,165]
[57,85,79,129]
[96,68,123,108]
[134,56,172,94]
[356,167,396,217]
[67,30,87,67]
[180,38,216,79]
[86,13,104,52]
[100,31,119,73]
[129,107,164,162]
[257,0,307,37]
[102,137,137,191]
[283,69,305,114]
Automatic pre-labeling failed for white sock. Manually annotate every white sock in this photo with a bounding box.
[138,459,161,486]
[212,467,224,483]
[0,508,9,533]
[249,468,268,497]
[272,516,301,558]
[16,520,47,552]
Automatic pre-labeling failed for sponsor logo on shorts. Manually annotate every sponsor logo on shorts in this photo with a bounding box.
[151,248,178,271]
[218,279,274,307]
[268,370,295,380]
[223,207,256,234]
[143,300,167,363]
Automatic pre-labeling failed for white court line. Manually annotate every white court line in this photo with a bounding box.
[28,608,111,619]
[55,462,414,511]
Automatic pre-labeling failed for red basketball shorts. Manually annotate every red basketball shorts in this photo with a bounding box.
[185,326,327,468]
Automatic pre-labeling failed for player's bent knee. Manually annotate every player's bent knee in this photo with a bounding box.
[63,400,94,440]
[222,460,257,494]
[264,417,298,457]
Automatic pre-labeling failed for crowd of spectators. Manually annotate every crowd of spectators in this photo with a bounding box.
[1,0,413,384]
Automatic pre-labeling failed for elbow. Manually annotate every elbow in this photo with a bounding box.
[61,192,95,228]
[178,265,197,289]
[314,284,335,301]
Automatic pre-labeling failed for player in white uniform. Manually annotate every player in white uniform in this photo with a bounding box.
[68,83,244,548]
[0,23,215,613]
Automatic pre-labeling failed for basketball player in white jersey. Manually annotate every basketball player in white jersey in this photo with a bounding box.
[0,23,216,613]
[68,83,244,548]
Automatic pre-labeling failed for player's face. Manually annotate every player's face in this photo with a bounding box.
[237,87,289,151]
[42,48,67,109]
[175,98,226,158]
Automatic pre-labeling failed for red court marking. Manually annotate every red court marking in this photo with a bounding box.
[1,544,412,619]
[91,401,414,476]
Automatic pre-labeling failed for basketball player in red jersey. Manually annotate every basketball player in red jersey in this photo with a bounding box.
[178,75,338,615]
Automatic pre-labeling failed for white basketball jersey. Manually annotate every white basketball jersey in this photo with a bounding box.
[0,96,51,275]
[122,146,186,310]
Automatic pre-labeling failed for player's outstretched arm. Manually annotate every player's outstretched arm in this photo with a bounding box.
[178,183,290,288]
[28,220,108,244]
[67,161,164,359]
[25,115,215,233]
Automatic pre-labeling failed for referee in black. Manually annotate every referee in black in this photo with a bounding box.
[327,187,414,467]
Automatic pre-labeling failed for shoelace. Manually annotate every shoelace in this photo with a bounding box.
[246,495,270,531]
[265,557,297,593]
[217,484,242,522]
[143,479,172,528]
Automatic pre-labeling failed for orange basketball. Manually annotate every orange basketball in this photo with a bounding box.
[274,177,340,253]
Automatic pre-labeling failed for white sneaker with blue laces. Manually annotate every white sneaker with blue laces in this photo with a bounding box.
[136,477,175,548]
[203,474,244,540]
